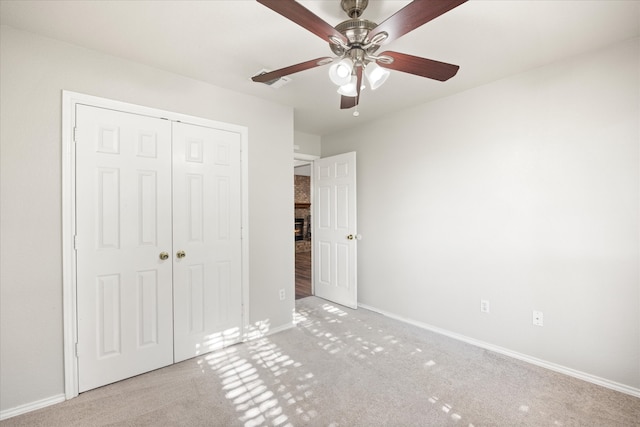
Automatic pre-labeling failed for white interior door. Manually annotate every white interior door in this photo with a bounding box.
[313,152,358,309]
[75,105,174,392]
[172,122,243,362]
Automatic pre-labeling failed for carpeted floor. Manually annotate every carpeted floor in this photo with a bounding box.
[3,296,639,426]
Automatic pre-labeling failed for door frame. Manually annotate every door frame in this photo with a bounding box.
[62,91,250,399]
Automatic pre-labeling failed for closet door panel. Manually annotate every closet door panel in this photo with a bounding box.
[76,105,174,392]
[172,122,243,362]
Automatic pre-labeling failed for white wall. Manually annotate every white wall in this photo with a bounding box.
[0,25,295,412]
[322,38,640,390]
[294,130,321,157]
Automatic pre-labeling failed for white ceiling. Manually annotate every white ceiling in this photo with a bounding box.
[1,0,638,135]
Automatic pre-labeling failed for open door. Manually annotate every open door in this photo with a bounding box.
[313,152,358,309]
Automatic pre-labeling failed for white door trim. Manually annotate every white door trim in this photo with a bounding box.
[62,91,250,399]
[293,153,319,162]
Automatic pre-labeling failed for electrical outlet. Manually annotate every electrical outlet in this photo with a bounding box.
[532,310,544,326]
[279,289,285,301]
[480,299,490,313]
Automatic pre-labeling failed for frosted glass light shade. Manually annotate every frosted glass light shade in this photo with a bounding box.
[329,58,354,86]
[365,62,390,90]
[337,76,358,97]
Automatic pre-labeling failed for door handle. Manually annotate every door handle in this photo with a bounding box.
[347,234,354,240]
[176,250,186,259]
[159,252,169,260]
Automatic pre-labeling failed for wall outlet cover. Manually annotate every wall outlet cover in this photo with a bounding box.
[480,299,490,313]
[532,310,544,326]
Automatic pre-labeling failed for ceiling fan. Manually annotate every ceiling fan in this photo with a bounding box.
[252,0,468,112]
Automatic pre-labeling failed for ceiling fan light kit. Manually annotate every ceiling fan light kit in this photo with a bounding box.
[337,76,358,97]
[253,0,468,112]
[329,57,355,86]
[364,62,390,91]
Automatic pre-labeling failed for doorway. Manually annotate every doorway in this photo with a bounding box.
[294,161,313,299]
[293,151,358,308]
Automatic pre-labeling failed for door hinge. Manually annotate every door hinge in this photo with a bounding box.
[73,127,78,143]
[73,235,78,250]
[75,343,79,358]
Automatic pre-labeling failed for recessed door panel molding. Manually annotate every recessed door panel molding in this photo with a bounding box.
[318,164,331,180]
[97,126,120,154]
[64,92,248,399]
[318,186,332,229]
[318,240,331,286]
[187,264,205,334]
[335,161,349,178]
[215,141,230,166]
[137,132,158,158]
[336,243,349,289]
[137,269,159,347]
[186,138,204,163]
[187,174,204,242]
[215,261,231,325]
[314,152,358,309]
[336,185,349,230]
[97,168,120,249]
[216,176,230,240]
[97,274,121,358]
[137,171,158,246]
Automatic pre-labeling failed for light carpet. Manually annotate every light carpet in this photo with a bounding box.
[3,296,639,426]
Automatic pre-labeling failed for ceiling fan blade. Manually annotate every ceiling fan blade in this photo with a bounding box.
[340,66,363,109]
[378,51,460,81]
[340,95,356,109]
[257,0,348,45]
[369,0,468,45]
[252,57,333,83]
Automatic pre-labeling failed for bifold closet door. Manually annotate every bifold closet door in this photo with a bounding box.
[75,105,174,392]
[75,105,244,391]
[172,122,243,363]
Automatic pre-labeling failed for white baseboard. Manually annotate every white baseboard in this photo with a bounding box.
[0,393,65,421]
[245,320,295,341]
[266,322,296,336]
[358,302,640,399]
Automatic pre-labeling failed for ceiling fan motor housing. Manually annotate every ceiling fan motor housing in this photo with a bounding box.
[330,19,380,57]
